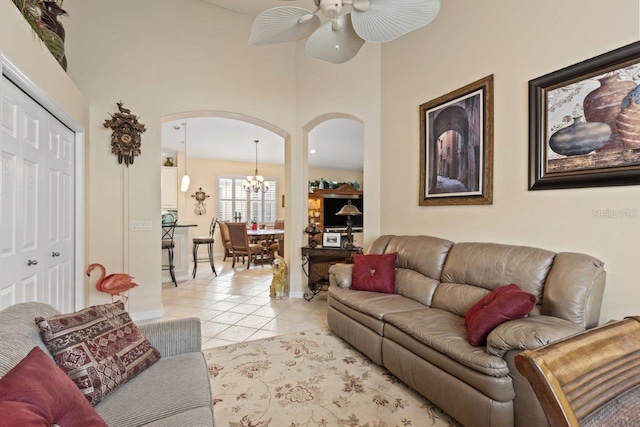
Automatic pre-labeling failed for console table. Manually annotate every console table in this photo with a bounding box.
[301,246,363,301]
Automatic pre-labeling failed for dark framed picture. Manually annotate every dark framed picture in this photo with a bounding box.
[419,75,494,206]
[530,41,640,190]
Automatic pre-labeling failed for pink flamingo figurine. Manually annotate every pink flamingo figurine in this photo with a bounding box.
[86,263,138,304]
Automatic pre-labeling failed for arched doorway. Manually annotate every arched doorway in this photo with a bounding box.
[160,111,290,281]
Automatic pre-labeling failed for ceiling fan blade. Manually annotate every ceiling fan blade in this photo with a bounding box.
[249,7,321,46]
[305,14,365,64]
[351,0,441,43]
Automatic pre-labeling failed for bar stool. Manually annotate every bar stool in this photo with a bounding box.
[192,217,217,278]
[162,220,177,286]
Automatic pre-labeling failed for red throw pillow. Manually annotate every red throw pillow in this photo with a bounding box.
[465,284,536,346]
[36,301,161,406]
[0,346,107,427]
[351,253,397,293]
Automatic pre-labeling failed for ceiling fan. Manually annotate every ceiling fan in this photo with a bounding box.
[249,0,441,64]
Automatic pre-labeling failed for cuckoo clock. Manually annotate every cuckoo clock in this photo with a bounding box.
[103,101,146,166]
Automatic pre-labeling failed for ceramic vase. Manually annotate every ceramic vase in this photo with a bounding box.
[583,74,636,151]
[41,2,66,41]
[549,116,611,156]
[616,100,640,149]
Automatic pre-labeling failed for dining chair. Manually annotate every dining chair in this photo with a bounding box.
[515,316,640,427]
[226,222,265,269]
[191,217,217,278]
[161,220,177,286]
[217,220,233,261]
[268,220,284,261]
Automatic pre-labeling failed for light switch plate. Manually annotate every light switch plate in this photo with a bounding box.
[132,221,152,231]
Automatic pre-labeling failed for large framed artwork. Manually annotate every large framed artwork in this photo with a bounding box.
[530,41,640,190]
[419,75,494,206]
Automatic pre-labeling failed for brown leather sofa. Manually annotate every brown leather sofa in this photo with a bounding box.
[327,235,606,427]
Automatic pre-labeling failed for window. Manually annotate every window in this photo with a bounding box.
[218,176,278,223]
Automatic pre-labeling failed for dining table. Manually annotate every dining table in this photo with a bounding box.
[246,228,285,246]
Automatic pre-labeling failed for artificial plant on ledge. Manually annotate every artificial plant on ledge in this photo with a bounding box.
[11,0,68,70]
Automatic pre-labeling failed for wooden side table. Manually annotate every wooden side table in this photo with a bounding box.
[301,246,363,301]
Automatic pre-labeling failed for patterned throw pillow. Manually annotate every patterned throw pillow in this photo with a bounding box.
[36,301,161,406]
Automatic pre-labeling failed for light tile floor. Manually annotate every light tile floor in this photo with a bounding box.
[157,255,328,349]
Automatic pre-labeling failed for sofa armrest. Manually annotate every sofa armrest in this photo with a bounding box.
[138,317,202,358]
[328,263,354,288]
[486,315,584,357]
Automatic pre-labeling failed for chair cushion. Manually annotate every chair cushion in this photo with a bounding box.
[0,346,107,426]
[465,284,536,346]
[36,301,161,406]
[95,352,213,427]
[193,237,214,244]
[351,253,397,294]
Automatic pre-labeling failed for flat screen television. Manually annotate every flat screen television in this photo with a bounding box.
[323,196,363,228]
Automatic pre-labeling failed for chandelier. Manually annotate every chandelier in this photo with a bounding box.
[242,140,270,193]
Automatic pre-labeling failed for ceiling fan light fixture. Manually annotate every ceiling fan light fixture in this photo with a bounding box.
[306,14,364,64]
[319,0,343,19]
[250,0,440,62]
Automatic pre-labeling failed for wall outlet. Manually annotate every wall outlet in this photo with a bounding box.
[132,221,152,231]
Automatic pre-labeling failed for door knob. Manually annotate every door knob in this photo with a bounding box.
[52,252,60,257]
[27,259,38,266]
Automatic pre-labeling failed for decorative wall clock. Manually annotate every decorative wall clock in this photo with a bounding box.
[191,187,210,215]
[103,101,146,166]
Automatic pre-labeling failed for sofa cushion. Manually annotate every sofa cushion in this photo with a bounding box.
[374,235,454,280]
[0,346,107,427]
[95,352,213,427]
[439,242,555,301]
[36,301,161,406]
[328,286,426,321]
[351,253,397,293]
[465,284,536,346]
[383,308,510,377]
[0,302,60,379]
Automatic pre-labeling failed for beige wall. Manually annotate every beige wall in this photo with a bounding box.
[64,0,297,316]
[62,0,382,309]
[380,0,640,323]
[0,1,91,304]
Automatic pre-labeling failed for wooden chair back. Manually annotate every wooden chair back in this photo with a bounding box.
[274,220,285,230]
[515,316,640,427]
[226,222,250,252]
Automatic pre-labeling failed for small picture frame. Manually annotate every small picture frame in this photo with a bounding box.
[322,232,341,248]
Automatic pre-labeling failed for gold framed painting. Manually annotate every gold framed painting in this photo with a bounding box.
[419,75,494,206]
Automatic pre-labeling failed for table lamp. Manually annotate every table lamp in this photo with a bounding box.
[335,200,362,249]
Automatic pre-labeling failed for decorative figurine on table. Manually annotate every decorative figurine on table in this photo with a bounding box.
[270,255,288,299]
[305,223,321,248]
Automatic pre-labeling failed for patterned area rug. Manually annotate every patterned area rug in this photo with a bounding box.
[204,328,461,427]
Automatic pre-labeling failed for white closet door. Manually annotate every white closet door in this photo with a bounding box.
[0,76,75,311]
[44,119,75,313]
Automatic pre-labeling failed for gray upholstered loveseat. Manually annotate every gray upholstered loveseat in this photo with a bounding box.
[328,235,606,427]
[0,302,215,426]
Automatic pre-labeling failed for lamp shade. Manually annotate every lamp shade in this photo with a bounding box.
[180,174,190,193]
[336,200,362,216]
